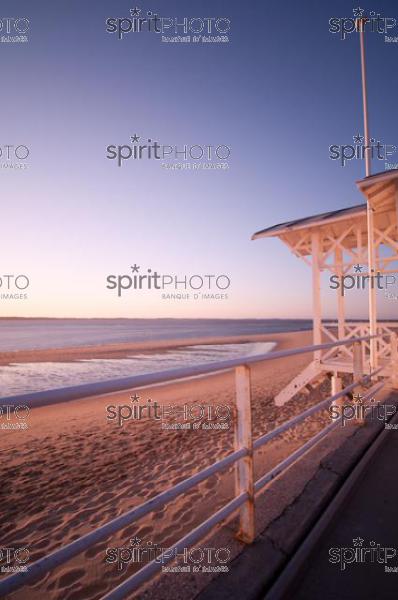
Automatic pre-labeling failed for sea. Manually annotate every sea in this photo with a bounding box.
[0,318,312,397]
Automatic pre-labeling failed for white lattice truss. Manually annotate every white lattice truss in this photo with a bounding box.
[254,171,398,404]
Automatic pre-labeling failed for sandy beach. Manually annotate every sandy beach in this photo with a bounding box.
[0,330,333,600]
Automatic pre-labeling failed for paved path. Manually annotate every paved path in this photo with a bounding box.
[276,426,398,600]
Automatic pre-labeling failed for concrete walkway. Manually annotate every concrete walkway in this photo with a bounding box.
[273,424,398,600]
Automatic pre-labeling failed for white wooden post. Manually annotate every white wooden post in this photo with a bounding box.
[311,232,322,364]
[367,204,378,371]
[353,341,363,381]
[335,247,345,343]
[331,372,345,420]
[331,374,342,396]
[361,324,367,366]
[234,365,255,543]
[353,341,365,424]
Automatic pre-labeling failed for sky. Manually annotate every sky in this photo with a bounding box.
[2,0,398,319]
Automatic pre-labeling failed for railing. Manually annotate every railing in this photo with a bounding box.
[0,333,393,600]
[322,321,398,363]
[0,335,383,407]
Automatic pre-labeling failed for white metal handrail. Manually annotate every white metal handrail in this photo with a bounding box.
[0,333,393,599]
[100,378,389,600]
[1,334,382,405]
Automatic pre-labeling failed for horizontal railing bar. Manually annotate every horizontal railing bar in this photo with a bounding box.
[254,380,387,495]
[253,371,374,451]
[1,334,381,406]
[100,492,249,600]
[359,381,386,402]
[369,365,387,378]
[254,378,388,495]
[254,421,340,493]
[0,447,247,596]
[324,321,398,326]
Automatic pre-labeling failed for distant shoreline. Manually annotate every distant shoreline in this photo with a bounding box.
[0,332,291,366]
[0,316,313,321]
[0,318,314,357]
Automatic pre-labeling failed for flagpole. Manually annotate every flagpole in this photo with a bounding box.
[357,16,377,371]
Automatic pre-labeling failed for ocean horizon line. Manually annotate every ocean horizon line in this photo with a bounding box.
[0,316,381,322]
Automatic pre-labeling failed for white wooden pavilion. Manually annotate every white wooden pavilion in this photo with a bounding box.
[252,169,398,405]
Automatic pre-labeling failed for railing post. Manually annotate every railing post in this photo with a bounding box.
[353,341,365,425]
[234,365,255,544]
[331,373,342,396]
[353,341,363,382]
[391,333,398,389]
[311,232,322,365]
[331,373,344,413]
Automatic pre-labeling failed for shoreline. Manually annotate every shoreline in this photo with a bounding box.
[0,331,304,366]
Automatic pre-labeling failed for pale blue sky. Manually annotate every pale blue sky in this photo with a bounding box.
[2,0,398,318]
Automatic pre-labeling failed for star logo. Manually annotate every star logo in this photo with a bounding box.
[131,264,140,273]
[130,536,141,547]
[130,134,140,143]
[354,264,363,273]
[353,134,364,145]
[353,537,364,546]
[353,393,364,405]
[130,7,141,17]
[353,7,364,18]
[130,393,140,403]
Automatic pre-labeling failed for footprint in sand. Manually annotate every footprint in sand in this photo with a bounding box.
[171,505,191,521]
[163,464,178,474]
